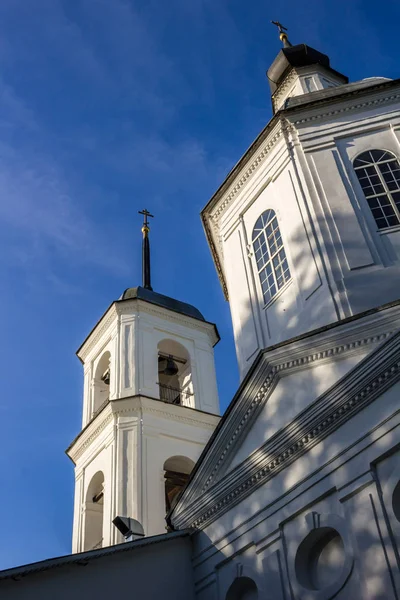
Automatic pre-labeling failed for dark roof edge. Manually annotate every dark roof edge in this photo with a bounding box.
[0,531,191,582]
[167,296,400,527]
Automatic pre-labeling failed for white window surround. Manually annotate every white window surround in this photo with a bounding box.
[354,149,400,230]
[252,209,291,306]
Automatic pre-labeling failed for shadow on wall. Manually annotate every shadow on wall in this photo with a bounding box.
[191,392,400,600]
[236,204,400,379]
[191,206,400,598]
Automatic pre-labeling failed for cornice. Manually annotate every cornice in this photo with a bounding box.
[201,331,391,494]
[143,406,218,430]
[67,396,220,464]
[172,330,400,530]
[67,411,114,464]
[210,125,284,223]
[203,122,285,296]
[77,304,118,363]
[118,300,219,345]
[292,92,400,126]
[272,68,297,112]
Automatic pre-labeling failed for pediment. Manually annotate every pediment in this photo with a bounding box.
[223,352,366,477]
[170,309,400,530]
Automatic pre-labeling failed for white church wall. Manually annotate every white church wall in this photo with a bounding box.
[190,382,400,599]
[219,134,338,378]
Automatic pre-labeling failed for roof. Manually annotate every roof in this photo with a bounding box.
[267,43,348,94]
[0,530,190,582]
[119,286,205,322]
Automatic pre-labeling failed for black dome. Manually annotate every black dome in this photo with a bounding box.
[119,286,205,322]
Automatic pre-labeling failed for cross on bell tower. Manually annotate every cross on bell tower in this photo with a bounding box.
[138,208,154,291]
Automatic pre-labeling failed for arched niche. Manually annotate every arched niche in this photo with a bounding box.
[163,455,195,514]
[83,471,104,551]
[92,351,111,416]
[157,339,193,406]
[226,577,258,600]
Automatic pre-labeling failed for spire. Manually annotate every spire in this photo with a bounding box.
[138,208,154,290]
[271,20,292,48]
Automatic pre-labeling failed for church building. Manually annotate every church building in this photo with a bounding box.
[1,25,400,600]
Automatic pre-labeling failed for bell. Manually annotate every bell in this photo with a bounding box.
[158,356,168,373]
[164,355,179,376]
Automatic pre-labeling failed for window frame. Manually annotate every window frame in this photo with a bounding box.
[251,209,291,306]
[353,149,400,231]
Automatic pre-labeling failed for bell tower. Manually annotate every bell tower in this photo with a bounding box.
[67,211,220,553]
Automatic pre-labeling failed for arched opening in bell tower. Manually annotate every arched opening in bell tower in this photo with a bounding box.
[92,351,111,417]
[83,471,104,551]
[163,456,195,514]
[157,340,194,407]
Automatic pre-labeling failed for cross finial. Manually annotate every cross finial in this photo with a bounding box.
[138,209,154,290]
[271,20,292,48]
[138,208,154,230]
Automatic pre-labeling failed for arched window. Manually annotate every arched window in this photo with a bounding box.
[83,471,104,551]
[163,456,195,514]
[252,209,291,304]
[226,577,258,600]
[354,149,400,230]
[92,351,111,417]
[157,340,193,407]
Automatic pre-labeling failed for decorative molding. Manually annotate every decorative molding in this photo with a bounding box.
[68,396,219,463]
[210,126,284,223]
[272,68,298,111]
[78,305,118,362]
[293,93,400,125]
[115,403,218,430]
[68,411,114,463]
[171,329,399,530]
[201,332,391,493]
[118,300,218,344]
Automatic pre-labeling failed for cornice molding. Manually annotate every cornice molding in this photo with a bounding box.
[115,403,219,430]
[67,396,220,464]
[201,331,391,494]
[68,411,114,463]
[210,125,284,223]
[272,68,297,111]
[292,92,400,125]
[118,300,218,345]
[78,305,118,363]
[172,330,400,530]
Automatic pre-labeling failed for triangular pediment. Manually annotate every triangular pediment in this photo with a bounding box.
[222,352,366,477]
[169,308,400,530]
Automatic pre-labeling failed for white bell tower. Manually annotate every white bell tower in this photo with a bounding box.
[67,210,220,553]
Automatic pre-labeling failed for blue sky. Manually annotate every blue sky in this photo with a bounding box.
[0,0,399,570]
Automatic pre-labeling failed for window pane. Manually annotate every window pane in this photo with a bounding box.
[355,150,400,230]
[252,210,290,303]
